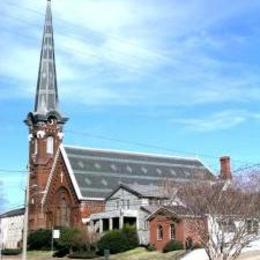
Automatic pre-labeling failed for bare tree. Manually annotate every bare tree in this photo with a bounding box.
[165,172,260,260]
[81,227,100,252]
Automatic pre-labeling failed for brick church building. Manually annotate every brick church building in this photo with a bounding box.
[23,0,230,234]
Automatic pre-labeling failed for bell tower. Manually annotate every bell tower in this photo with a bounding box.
[24,0,68,229]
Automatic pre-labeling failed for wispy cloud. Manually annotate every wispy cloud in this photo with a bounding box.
[173,110,260,132]
[1,0,260,107]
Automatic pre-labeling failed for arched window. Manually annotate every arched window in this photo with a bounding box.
[34,140,38,155]
[47,136,54,154]
[170,224,175,240]
[55,189,71,227]
[157,224,163,240]
[60,198,70,227]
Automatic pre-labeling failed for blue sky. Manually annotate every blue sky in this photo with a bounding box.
[1,0,260,212]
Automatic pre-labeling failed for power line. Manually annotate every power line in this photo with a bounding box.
[4,0,168,60]
[65,129,257,166]
[0,118,257,168]
[2,1,169,77]
[0,129,257,174]
[0,1,259,167]
[1,111,257,167]
[0,18,153,79]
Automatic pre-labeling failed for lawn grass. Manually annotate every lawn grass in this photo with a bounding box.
[27,250,53,259]
[24,247,186,260]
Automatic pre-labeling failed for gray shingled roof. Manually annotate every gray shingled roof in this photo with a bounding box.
[0,208,25,218]
[125,184,167,198]
[64,146,214,199]
[141,206,160,214]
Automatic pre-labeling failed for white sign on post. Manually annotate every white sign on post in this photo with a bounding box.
[53,229,60,239]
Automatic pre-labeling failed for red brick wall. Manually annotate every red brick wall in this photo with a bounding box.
[149,216,184,251]
[44,152,105,228]
[29,146,105,230]
[28,120,63,230]
[149,215,206,251]
[80,200,105,219]
[28,119,106,230]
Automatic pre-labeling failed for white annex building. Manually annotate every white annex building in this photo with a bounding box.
[0,208,24,249]
[89,183,178,245]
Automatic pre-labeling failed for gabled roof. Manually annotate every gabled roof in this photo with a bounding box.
[0,208,25,219]
[106,184,167,200]
[141,205,160,214]
[147,205,196,220]
[63,145,215,200]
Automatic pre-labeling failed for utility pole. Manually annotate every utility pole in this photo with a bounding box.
[0,218,2,260]
[22,167,30,260]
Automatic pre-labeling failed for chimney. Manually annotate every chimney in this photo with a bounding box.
[219,156,232,180]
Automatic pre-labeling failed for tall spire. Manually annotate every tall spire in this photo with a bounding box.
[35,0,58,114]
[25,0,68,126]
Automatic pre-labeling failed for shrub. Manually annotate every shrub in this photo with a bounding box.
[163,240,183,253]
[97,230,129,255]
[97,226,139,255]
[121,225,139,249]
[1,248,22,255]
[52,227,87,257]
[27,229,52,250]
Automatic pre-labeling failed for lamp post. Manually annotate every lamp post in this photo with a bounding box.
[22,167,30,260]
